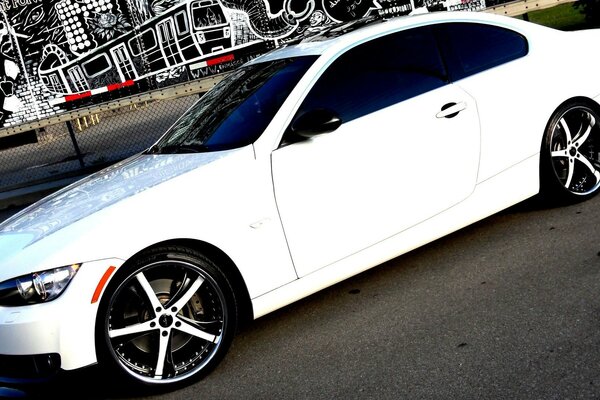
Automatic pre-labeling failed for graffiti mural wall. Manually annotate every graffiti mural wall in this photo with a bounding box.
[0,0,485,129]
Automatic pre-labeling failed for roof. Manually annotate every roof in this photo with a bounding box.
[248,11,541,64]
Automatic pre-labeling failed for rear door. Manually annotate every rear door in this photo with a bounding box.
[272,26,481,277]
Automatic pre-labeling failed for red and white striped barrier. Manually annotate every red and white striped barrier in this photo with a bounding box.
[49,53,236,106]
[50,80,136,106]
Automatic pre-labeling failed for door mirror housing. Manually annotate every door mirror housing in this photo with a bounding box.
[290,108,342,139]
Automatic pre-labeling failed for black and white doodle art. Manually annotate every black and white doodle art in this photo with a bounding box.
[0,0,484,129]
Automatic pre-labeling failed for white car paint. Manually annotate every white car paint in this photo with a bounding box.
[0,147,297,298]
[272,83,480,276]
[0,259,124,370]
[0,10,599,382]
[254,154,540,318]
[456,26,600,183]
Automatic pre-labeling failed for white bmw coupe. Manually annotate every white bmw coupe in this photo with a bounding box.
[1,10,599,391]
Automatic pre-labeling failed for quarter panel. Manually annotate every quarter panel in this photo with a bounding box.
[459,27,600,183]
[457,55,560,182]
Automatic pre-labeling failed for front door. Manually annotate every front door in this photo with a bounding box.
[272,26,481,277]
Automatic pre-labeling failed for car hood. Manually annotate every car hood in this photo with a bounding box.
[0,149,237,277]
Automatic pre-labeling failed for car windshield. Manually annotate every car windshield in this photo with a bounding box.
[149,56,318,154]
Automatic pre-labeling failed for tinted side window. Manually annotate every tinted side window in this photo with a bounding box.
[295,26,447,124]
[437,23,528,80]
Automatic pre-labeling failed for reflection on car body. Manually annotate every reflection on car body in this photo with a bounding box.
[1,10,600,392]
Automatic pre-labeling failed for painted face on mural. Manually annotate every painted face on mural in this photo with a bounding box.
[7,3,59,58]
[309,10,326,26]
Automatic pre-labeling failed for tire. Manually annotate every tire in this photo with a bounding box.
[540,100,600,204]
[95,246,238,390]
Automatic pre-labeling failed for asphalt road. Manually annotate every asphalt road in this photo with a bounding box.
[2,193,600,399]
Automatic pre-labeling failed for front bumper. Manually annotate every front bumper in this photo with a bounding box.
[0,258,123,381]
[0,353,60,384]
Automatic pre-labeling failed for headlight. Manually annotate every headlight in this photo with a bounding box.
[0,264,80,306]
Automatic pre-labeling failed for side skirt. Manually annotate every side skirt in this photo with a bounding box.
[251,154,540,319]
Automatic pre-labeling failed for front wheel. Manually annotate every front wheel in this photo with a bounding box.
[96,246,238,389]
[540,100,600,203]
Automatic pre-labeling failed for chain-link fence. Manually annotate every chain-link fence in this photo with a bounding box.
[0,94,199,196]
[0,0,579,207]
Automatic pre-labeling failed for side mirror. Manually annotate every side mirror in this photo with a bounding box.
[290,108,342,139]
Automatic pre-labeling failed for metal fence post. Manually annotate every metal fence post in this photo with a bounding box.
[66,121,85,168]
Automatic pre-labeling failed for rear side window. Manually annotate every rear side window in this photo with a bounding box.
[295,26,447,124]
[436,23,528,80]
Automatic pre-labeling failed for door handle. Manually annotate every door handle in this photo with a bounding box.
[436,102,467,119]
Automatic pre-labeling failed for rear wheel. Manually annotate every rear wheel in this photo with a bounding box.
[96,246,237,389]
[541,100,600,203]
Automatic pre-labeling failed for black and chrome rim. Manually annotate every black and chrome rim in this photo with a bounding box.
[106,259,227,384]
[549,106,600,196]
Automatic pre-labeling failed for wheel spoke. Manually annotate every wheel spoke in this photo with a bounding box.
[109,320,157,339]
[136,272,164,312]
[565,160,574,189]
[573,113,596,148]
[577,154,600,183]
[171,275,204,312]
[559,117,573,143]
[154,329,172,378]
[174,316,219,343]
[551,149,568,158]
[178,314,222,327]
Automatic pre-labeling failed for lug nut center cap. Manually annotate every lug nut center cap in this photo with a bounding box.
[159,314,173,328]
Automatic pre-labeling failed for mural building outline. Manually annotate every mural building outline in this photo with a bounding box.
[0,0,485,129]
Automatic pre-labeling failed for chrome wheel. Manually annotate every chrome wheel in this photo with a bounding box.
[542,102,600,202]
[98,248,235,387]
